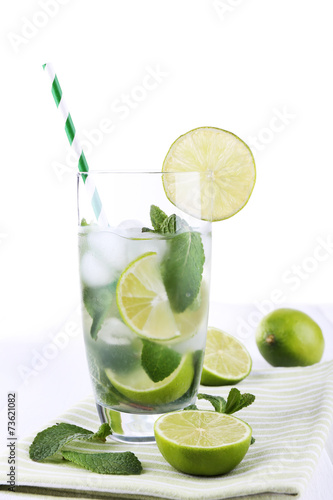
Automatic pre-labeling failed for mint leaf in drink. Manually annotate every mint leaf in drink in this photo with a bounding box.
[251,437,256,445]
[83,283,115,320]
[142,205,205,312]
[141,340,181,382]
[150,205,168,231]
[162,230,204,313]
[90,311,107,340]
[144,205,187,234]
[61,450,142,475]
[198,393,227,413]
[29,423,95,461]
[83,283,116,340]
[143,210,182,234]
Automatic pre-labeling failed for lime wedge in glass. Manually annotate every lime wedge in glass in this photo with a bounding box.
[116,252,180,341]
[105,352,194,405]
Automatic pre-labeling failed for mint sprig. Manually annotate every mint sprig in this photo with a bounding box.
[224,388,255,414]
[197,393,226,413]
[142,205,187,234]
[91,422,113,441]
[29,422,142,474]
[29,423,111,462]
[141,340,181,382]
[143,205,205,313]
[198,388,255,414]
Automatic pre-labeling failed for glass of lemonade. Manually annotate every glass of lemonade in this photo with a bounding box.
[77,171,212,442]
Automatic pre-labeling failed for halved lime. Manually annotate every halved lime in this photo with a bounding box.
[105,352,194,405]
[162,127,256,221]
[201,327,252,386]
[154,410,252,475]
[116,252,180,341]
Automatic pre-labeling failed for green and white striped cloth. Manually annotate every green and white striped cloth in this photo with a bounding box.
[1,361,333,499]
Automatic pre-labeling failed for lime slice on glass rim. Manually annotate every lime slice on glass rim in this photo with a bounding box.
[162,127,256,221]
[105,352,194,406]
[201,327,252,386]
[154,410,252,475]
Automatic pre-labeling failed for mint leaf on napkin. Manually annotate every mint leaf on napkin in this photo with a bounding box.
[30,421,143,474]
[141,340,181,382]
[29,423,111,462]
[61,450,142,475]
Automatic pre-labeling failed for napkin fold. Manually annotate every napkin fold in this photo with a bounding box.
[1,361,333,500]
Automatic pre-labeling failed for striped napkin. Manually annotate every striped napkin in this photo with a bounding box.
[1,361,333,500]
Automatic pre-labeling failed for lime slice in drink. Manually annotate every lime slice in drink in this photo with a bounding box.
[201,327,252,386]
[154,410,252,475]
[173,280,209,340]
[116,252,180,341]
[162,127,256,221]
[105,352,194,405]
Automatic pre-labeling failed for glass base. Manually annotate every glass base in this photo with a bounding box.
[97,403,161,443]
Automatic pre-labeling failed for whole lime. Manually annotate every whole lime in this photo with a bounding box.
[255,308,324,367]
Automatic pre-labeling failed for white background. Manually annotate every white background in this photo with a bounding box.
[0,2,333,497]
[1,0,333,346]
[0,0,332,368]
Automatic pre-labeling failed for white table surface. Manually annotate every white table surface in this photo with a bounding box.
[1,303,332,499]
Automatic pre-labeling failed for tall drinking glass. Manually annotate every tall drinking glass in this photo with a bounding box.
[77,172,212,442]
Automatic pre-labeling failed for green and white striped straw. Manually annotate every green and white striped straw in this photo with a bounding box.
[43,63,108,226]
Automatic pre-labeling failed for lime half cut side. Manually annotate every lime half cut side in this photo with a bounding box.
[105,352,194,406]
[116,252,180,341]
[162,127,256,221]
[201,327,252,386]
[154,410,252,475]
